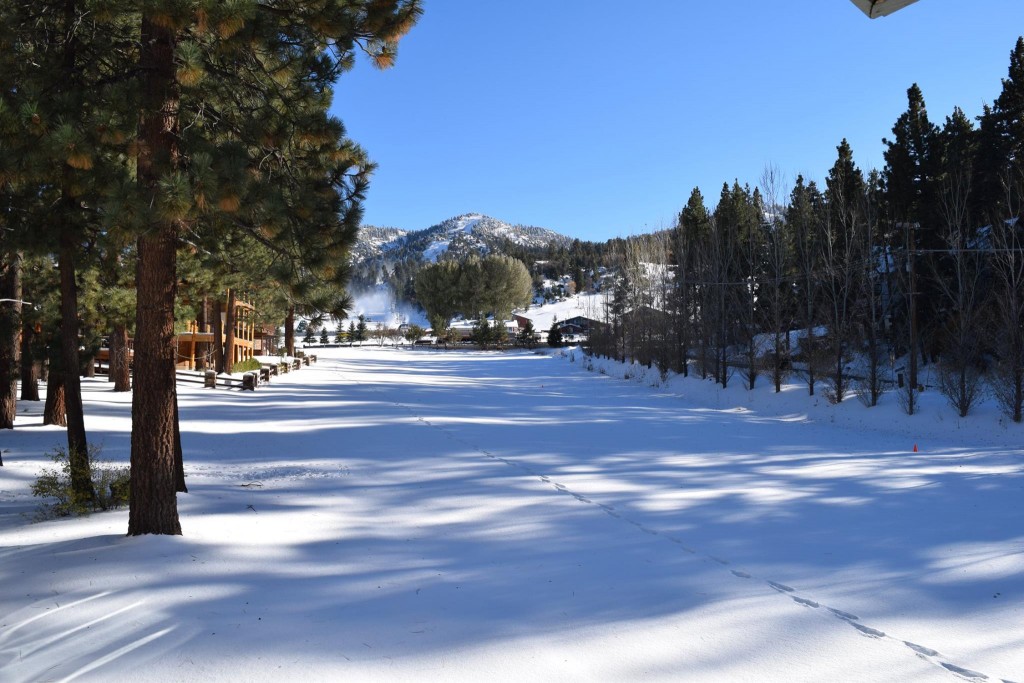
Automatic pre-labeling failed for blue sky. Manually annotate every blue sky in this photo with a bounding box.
[333,0,1024,242]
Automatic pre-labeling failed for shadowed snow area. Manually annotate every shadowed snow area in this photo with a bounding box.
[1,347,1021,681]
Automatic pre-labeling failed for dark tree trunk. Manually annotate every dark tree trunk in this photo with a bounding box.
[174,394,187,493]
[223,288,236,374]
[81,325,96,378]
[128,15,182,536]
[44,369,67,426]
[285,304,295,356]
[213,297,225,373]
[0,251,21,428]
[195,296,207,371]
[110,323,131,391]
[20,319,39,401]
[59,232,93,499]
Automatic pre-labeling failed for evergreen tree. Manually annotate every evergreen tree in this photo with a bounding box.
[547,320,563,347]
[977,37,1024,218]
[126,2,420,535]
[518,319,536,348]
[672,187,710,378]
[820,139,866,403]
[882,84,939,396]
[787,176,824,395]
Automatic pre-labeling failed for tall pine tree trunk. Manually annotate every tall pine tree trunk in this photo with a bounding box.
[20,319,39,402]
[195,296,207,371]
[285,304,295,356]
[59,231,93,500]
[223,289,236,374]
[0,251,21,429]
[174,394,187,493]
[110,323,131,391]
[128,15,182,536]
[213,298,225,373]
[44,368,67,426]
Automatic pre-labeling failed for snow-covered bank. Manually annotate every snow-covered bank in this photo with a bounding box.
[1,347,1021,681]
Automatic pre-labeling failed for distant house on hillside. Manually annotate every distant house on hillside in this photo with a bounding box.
[514,313,605,344]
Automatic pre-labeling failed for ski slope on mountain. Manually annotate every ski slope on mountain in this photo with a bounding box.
[1,347,1021,681]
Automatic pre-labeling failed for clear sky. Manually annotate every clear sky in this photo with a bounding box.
[332,0,1024,242]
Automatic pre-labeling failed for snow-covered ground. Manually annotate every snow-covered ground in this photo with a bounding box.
[1,347,1021,681]
[516,292,608,330]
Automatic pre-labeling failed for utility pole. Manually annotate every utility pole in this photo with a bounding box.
[907,221,918,414]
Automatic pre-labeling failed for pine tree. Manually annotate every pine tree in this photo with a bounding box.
[672,187,710,378]
[0,2,135,500]
[821,139,866,403]
[882,84,939,396]
[547,320,563,347]
[977,37,1024,219]
[120,2,421,535]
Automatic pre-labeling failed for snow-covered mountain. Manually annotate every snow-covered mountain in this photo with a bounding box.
[346,214,574,328]
[352,213,572,266]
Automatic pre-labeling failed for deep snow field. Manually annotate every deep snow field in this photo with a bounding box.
[1,346,1021,682]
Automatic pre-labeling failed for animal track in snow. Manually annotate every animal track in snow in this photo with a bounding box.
[903,641,939,658]
[939,662,988,680]
[851,623,885,638]
[378,388,999,683]
[828,607,858,621]
[791,596,820,609]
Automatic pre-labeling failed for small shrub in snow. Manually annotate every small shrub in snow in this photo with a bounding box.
[936,361,985,418]
[32,447,130,520]
[895,381,920,416]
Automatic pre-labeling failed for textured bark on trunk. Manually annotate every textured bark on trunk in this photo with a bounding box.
[285,305,295,356]
[44,369,67,426]
[195,296,207,371]
[223,289,236,375]
[128,15,182,536]
[213,298,224,373]
[20,320,39,401]
[0,252,21,428]
[174,395,187,493]
[110,323,131,391]
[58,232,93,499]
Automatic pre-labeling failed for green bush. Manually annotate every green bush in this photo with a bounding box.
[232,357,262,373]
[32,446,130,519]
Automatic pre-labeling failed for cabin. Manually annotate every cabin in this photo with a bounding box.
[173,294,257,369]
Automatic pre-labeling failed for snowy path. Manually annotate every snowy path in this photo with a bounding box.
[0,347,1021,681]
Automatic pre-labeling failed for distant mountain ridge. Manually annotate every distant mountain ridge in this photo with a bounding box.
[352,213,573,266]
[347,213,591,324]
